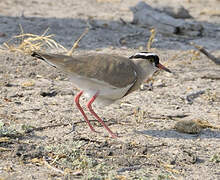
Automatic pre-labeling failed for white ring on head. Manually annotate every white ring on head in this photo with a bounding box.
[133,52,157,57]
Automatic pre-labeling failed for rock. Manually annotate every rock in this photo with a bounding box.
[175,118,217,134]
[0,32,7,37]
[162,5,192,19]
[40,90,58,97]
[174,119,202,134]
[131,2,176,33]
[130,1,203,36]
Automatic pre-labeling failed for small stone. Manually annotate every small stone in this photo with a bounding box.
[174,119,202,134]
[40,90,58,97]
[140,83,153,91]
[0,32,6,37]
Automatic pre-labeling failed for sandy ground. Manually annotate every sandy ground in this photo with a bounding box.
[0,0,220,179]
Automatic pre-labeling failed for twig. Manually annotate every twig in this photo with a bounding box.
[201,76,220,80]
[119,18,127,25]
[186,90,205,104]
[44,157,82,176]
[73,119,113,125]
[50,155,60,165]
[30,119,114,134]
[29,123,69,132]
[43,157,65,174]
[71,137,103,143]
[148,114,189,120]
[67,27,89,56]
[190,42,220,65]
[19,24,24,43]
[117,165,141,173]
[147,28,156,51]
[196,119,220,129]
[118,32,143,45]
[0,147,12,152]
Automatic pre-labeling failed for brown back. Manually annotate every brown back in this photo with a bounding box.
[36,53,137,88]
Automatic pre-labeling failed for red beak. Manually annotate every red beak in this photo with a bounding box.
[157,63,171,73]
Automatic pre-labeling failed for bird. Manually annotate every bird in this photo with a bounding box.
[31,51,171,138]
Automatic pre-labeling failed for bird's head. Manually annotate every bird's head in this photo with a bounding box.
[129,52,171,74]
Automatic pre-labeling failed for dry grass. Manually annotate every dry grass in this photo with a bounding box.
[1,26,89,56]
[66,27,89,56]
[200,9,220,16]
[2,27,67,55]
[147,28,156,51]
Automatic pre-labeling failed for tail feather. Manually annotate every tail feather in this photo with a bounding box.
[31,52,57,68]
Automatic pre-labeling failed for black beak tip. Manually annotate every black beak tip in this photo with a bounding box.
[166,69,172,73]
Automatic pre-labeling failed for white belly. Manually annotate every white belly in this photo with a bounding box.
[68,73,134,106]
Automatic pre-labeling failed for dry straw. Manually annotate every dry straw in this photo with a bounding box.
[2,26,67,55]
[1,25,89,56]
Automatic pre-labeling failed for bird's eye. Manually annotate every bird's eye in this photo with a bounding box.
[149,58,154,63]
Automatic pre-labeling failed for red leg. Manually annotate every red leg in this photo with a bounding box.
[74,90,95,132]
[87,93,117,138]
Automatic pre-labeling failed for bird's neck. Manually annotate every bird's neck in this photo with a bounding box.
[124,59,156,96]
[133,59,155,81]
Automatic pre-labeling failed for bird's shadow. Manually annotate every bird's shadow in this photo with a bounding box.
[135,129,220,139]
